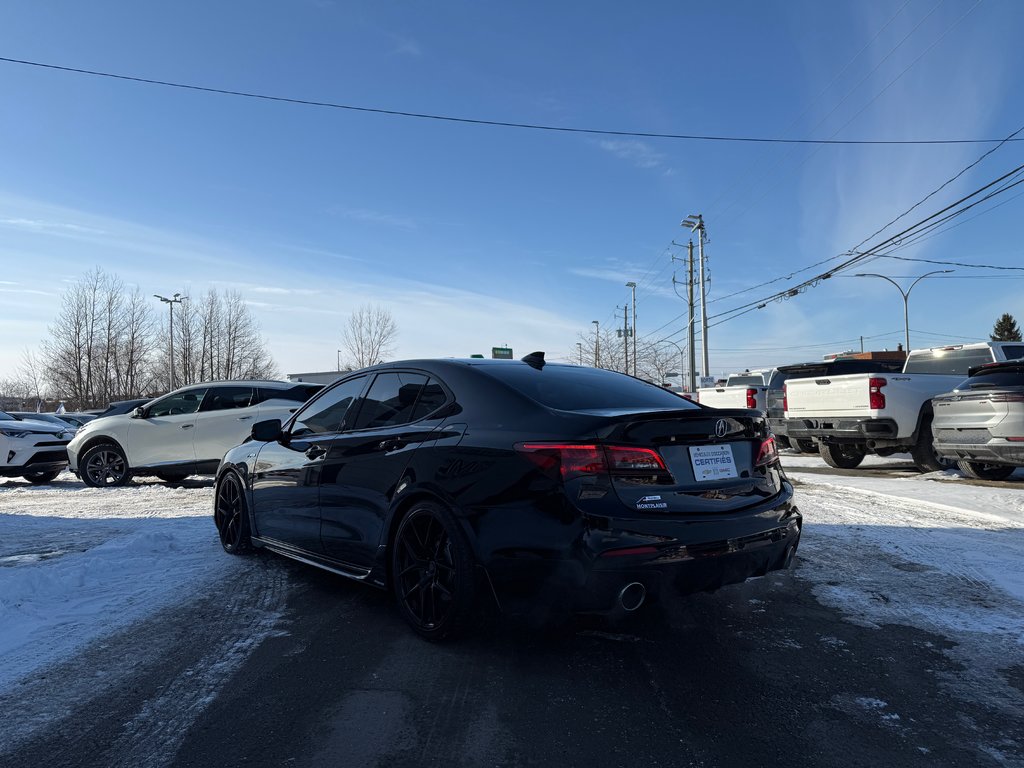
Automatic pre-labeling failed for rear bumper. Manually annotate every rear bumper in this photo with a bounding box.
[934,439,1024,465]
[785,417,899,443]
[483,488,801,615]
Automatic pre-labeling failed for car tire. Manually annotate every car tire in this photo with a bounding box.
[794,439,818,454]
[819,442,866,469]
[775,435,791,450]
[215,472,252,555]
[80,443,132,487]
[957,460,1016,481]
[156,471,190,483]
[391,501,476,642]
[909,418,954,473]
[23,469,61,485]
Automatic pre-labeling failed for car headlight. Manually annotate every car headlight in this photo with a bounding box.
[0,428,30,438]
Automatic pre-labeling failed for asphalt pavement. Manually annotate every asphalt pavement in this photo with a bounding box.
[5,545,1022,768]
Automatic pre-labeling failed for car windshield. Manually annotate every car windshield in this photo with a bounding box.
[476,364,700,411]
[0,411,16,421]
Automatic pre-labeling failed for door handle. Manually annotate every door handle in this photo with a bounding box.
[378,438,406,451]
[181,424,194,430]
[305,445,327,460]
[237,415,253,421]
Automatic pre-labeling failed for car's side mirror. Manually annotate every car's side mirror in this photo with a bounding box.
[251,418,284,443]
[131,406,146,419]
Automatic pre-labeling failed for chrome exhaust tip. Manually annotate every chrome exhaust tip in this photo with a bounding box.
[618,582,647,612]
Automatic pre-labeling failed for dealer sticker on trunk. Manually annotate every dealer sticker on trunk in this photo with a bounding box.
[688,444,739,481]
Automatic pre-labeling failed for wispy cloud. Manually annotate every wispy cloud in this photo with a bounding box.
[0,218,106,236]
[596,139,666,170]
[335,207,418,230]
[388,34,422,57]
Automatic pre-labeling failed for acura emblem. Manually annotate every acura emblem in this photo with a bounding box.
[715,419,728,438]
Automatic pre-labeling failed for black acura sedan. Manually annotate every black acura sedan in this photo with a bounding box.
[214,354,801,640]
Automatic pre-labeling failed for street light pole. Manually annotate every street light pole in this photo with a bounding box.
[154,293,188,391]
[658,338,685,390]
[576,342,583,365]
[625,281,637,376]
[855,270,953,352]
[592,320,600,367]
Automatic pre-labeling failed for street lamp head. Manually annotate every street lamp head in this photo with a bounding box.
[625,281,636,288]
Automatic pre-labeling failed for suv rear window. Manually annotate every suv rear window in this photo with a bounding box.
[959,366,1024,389]
[904,348,996,375]
[256,384,323,404]
[477,365,699,411]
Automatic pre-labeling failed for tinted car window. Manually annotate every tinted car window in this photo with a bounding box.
[200,386,254,412]
[961,367,1024,389]
[1000,345,1024,361]
[255,384,324,404]
[352,373,430,430]
[410,379,448,421]
[904,348,995,375]
[147,389,208,417]
[290,376,366,436]
[726,375,765,386]
[479,365,699,411]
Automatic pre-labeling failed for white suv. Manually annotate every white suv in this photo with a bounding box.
[67,381,322,487]
[0,411,73,484]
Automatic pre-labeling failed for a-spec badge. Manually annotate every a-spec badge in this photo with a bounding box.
[715,419,729,438]
[636,494,668,510]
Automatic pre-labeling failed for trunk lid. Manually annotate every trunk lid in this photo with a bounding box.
[584,408,783,515]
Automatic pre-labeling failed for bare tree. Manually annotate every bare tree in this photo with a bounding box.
[341,304,398,369]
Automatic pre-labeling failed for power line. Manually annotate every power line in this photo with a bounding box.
[2,55,1022,147]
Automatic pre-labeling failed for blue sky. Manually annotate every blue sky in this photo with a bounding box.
[2,0,1023,380]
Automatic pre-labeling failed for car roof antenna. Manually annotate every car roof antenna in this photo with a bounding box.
[521,351,546,369]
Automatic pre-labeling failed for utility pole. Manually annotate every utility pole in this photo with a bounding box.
[592,320,600,367]
[682,214,709,383]
[154,293,188,391]
[625,281,637,377]
[688,240,696,393]
[618,305,630,374]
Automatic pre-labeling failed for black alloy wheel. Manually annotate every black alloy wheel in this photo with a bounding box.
[80,443,132,487]
[819,442,866,469]
[909,418,954,473]
[392,502,475,641]
[215,472,251,555]
[957,460,1016,481]
[794,439,818,454]
[23,469,61,485]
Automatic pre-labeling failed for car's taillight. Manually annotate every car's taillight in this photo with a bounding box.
[869,377,887,410]
[516,443,673,482]
[746,388,757,409]
[989,393,1024,403]
[755,436,779,467]
[782,385,788,413]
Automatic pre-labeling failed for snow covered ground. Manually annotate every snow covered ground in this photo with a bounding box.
[1,455,1023,754]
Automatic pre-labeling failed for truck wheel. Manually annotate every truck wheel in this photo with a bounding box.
[819,442,865,469]
[794,439,818,454]
[957,461,1015,481]
[909,418,954,473]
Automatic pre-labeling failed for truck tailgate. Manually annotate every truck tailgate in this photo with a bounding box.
[785,374,870,417]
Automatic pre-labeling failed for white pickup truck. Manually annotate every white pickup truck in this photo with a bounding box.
[783,342,1024,471]
[698,371,773,411]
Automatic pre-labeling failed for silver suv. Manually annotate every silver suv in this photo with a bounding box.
[67,381,322,487]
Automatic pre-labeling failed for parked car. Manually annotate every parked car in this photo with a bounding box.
[213,354,801,640]
[0,410,73,484]
[767,358,905,452]
[932,360,1024,480]
[67,381,323,487]
[784,342,1024,471]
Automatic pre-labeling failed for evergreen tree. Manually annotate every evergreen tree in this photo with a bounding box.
[990,313,1022,342]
